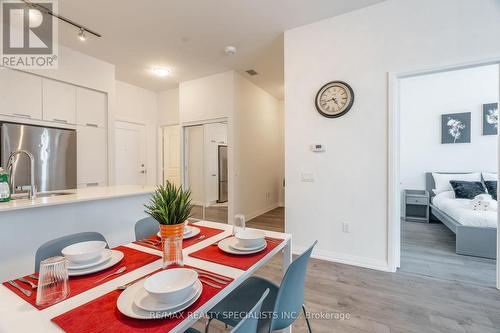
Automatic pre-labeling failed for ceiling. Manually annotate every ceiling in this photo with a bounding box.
[56,0,385,99]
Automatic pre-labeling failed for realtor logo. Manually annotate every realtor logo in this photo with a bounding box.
[1,0,58,68]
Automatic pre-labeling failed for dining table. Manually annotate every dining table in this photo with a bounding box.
[0,221,292,333]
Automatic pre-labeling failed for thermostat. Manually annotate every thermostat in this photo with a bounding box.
[311,144,326,152]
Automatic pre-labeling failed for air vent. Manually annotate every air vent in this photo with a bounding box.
[245,69,258,76]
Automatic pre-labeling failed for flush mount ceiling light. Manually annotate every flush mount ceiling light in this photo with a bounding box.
[78,28,86,41]
[152,67,172,77]
[224,46,237,55]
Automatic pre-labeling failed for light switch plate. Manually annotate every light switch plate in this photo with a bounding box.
[301,173,314,182]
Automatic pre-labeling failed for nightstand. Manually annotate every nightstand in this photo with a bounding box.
[404,189,430,223]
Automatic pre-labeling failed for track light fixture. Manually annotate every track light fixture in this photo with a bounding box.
[78,28,86,41]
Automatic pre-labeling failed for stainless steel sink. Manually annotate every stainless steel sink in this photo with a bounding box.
[36,191,75,198]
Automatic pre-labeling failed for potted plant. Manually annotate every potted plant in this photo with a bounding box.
[144,182,193,267]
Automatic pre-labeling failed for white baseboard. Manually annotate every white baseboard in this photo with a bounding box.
[245,202,280,221]
[293,244,392,272]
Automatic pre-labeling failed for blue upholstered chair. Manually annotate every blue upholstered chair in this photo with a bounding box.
[134,217,158,241]
[205,241,317,333]
[34,232,108,272]
[185,289,269,333]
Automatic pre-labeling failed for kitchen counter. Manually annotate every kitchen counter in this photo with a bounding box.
[0,185,156,212]
[0,185,156,280]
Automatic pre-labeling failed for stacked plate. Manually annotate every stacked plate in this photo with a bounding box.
[218,230,267,255]
[117,268,202,319]
[156,225,201,240]
[61,241,124,276]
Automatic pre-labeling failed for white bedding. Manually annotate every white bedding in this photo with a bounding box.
[432,191,498,228]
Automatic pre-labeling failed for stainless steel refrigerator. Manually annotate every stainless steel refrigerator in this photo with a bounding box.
[0,122,77,192]
[217,145,228,203]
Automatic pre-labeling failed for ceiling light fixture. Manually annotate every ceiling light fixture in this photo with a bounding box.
[224,46,237,55]
[152,67,172,77]
[21,0,102,38]
[78,28,86,41]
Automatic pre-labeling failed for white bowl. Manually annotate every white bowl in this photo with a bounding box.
[144,268,198,304]
[61,241,107,263]
[235,229,266,248]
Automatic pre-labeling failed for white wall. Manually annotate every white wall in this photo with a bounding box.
[179,71,234,123]
[284,0,500,270]
[401,65,499,190]
[234,73,284,220]
[178,71,284,223]
[115,81,159,185]
[158,88,180,126]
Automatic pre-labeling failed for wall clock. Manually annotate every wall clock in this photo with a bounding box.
[315,81,354,118]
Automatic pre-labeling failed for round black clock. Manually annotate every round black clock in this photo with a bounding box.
[315,81,354,118]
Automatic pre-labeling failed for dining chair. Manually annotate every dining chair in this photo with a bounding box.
[34,231,108,272]
[185,289,270,333]
[134,217,158,241]
[205,240,317,333]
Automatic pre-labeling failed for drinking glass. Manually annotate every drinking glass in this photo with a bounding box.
[162,236,184,268]
[36,256,70,306]
[233,214,246,235]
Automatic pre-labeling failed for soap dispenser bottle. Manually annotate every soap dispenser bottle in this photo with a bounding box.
[0,167,11,202]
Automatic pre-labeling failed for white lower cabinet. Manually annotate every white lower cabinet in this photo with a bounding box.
[77,125,108,186]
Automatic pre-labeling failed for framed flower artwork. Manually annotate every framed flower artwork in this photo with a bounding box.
[482,103,498,136]
[441,112,471,144]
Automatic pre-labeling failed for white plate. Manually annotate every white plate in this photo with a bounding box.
[134,280,202,312]
[118,279,203,319]
[156,226,201,240]
[68,250,124,276]
[67,249,112,270]
[229,238,266,252]
[183,227,201,239]
[218,237,267,255]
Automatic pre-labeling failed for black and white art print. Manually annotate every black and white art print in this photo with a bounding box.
[483,103,498,136]
[441,112,471,144]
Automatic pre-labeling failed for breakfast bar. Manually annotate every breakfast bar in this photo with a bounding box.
[0,186,155,281]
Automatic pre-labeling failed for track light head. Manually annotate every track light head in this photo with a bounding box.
[78,28,86,41]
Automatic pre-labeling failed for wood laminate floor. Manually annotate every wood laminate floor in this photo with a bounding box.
[399,220,496,287]
[189,208,500,333]
[246,207,285,232]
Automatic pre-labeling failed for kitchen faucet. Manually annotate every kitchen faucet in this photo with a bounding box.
[6,150,37,199]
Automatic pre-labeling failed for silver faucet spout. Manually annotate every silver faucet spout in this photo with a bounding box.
[6,150,37,199]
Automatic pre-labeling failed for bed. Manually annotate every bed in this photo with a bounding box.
[426,172,497,259]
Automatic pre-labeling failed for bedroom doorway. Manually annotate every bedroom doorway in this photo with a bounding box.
[390,61,500,288]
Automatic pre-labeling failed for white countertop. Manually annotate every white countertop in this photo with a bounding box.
[0,185,156,212]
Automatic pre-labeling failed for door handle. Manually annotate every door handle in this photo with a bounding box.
[13,113,31,118]
[53,118,68,123]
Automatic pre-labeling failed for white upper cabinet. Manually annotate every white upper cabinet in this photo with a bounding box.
[0,69,42,119]
[77,125,108,186]
[76,87,107,128]
[42,79,76,124]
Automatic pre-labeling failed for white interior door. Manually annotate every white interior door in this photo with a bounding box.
[115,121,147,185]
[163,125,181,186]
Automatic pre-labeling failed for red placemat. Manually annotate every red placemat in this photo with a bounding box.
[2,246,160,310]
[188,238,285,270]
[133,225,225,251]
[51,265,233,333]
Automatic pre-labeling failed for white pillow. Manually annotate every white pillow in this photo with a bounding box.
[482,172,498,181]
[432,172,481,195]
